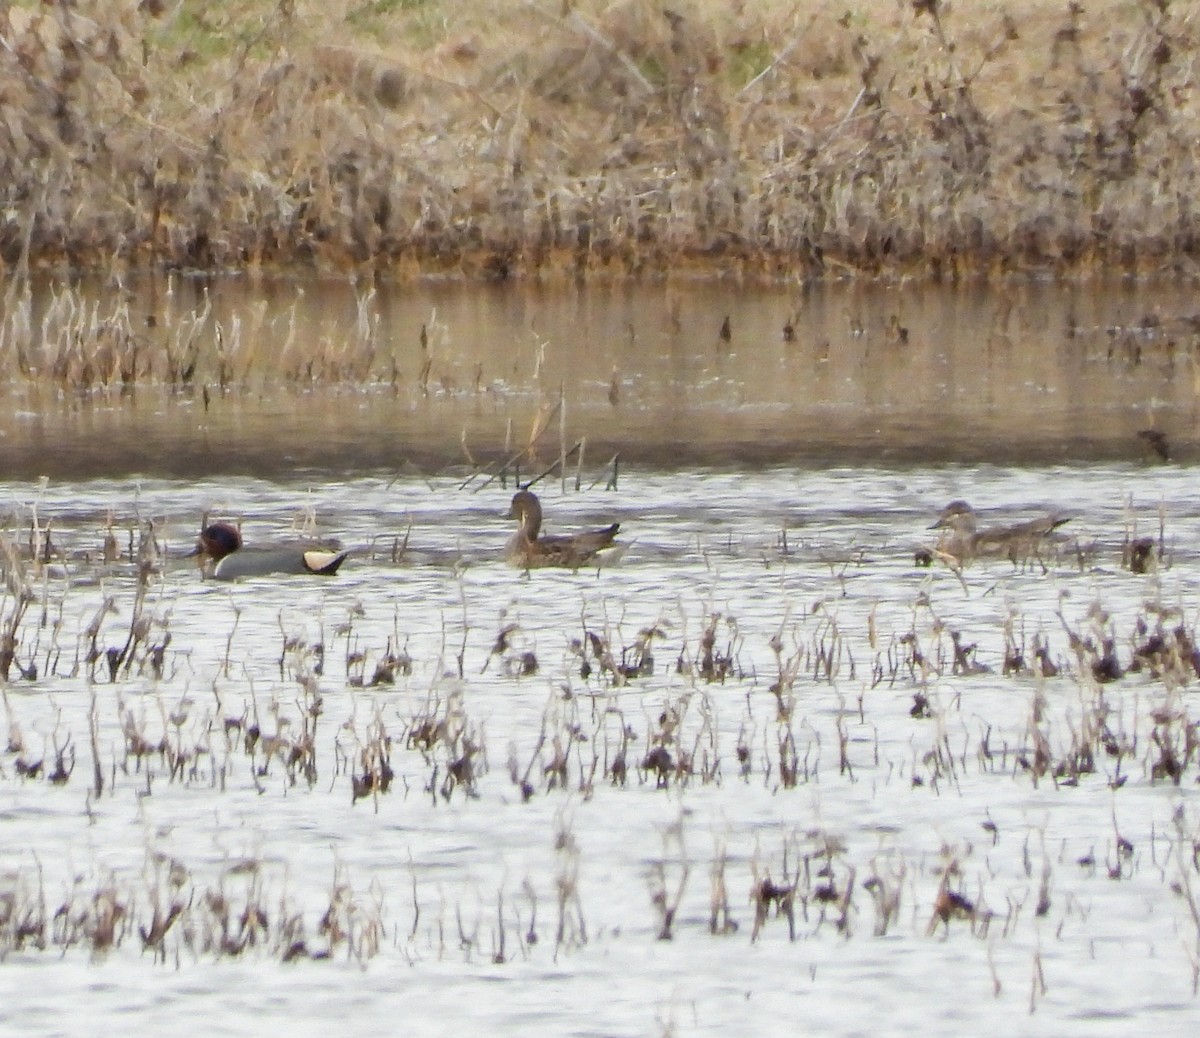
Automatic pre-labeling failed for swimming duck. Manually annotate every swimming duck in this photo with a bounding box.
[929,500,1069,569]
[505,489,619,569]
[191,521,349,580]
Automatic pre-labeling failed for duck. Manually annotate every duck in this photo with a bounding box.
[929,500,1069,570]
[190,521,349,580]
[505,489,619,569]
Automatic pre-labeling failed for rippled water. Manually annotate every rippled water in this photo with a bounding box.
[2,459,1199,1037]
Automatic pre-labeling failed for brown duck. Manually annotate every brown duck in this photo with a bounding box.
[505,489,619,569]
[929,500,1069,569]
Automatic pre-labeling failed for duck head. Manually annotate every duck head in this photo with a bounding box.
[506,490,543,539]
[194,521,242,561]
[929,500,977,532]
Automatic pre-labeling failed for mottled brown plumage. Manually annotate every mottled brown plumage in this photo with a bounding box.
[505,490,619,569]
[929,500,1069,569]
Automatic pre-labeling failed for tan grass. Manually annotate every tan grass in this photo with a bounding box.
[0,1,1198,279]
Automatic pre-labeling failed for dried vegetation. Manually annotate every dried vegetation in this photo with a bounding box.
[1,0,1198,278]
[5,489,1200,972]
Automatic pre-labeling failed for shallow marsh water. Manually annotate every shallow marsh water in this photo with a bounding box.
[1,274,1197,477]
[2,463,1200,1037]
[2,279,1200,1036]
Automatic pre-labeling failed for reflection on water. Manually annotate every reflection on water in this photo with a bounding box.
[0,276,1196,478]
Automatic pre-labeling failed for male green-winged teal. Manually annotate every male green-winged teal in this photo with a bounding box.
[191,521,349,580]
[929,500,1069,569]
[505,489,619,569]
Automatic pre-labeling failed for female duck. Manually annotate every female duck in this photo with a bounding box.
[929,500,1069,568]
[505,490,619,569]
[191,521,349,580]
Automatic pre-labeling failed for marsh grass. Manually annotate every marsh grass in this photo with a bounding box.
[0,276,441,396]
[6,487,1200,984]
[0,850,389,964]
[0,590,1199,968]
[1,0,1198,279]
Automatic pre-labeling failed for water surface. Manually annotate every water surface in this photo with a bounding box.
[0,461,1198,1037]
[1,276,1194,478]
[1,278,1198,1036]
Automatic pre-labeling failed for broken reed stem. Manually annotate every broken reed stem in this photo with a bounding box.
[503,418,512,488]
[559,383,567,494]
[464,399,564,493]
[89,689,103,799]
[524,439,584,491]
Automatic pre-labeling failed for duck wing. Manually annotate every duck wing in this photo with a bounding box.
[211,546,348,580]
[508,524,620,569]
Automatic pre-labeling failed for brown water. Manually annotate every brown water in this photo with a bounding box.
[1,275,1195,478]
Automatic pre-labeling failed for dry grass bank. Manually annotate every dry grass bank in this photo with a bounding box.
[1,0,1198,280]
